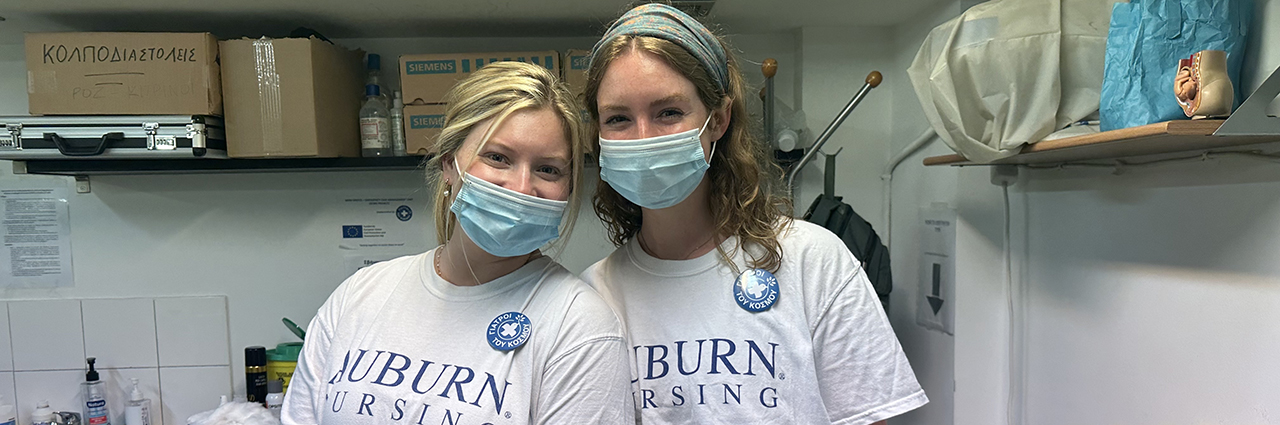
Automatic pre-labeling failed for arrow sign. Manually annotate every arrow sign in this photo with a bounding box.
[927,263,944,314]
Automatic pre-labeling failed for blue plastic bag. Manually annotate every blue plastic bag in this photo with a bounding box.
[1100,0,1251,131]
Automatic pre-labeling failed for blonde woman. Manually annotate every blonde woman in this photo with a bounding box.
[283,61,633,425]
[580,4,928,424]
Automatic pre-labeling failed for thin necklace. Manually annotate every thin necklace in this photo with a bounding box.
[433,247,446,279]
[434,243,537,285]
[638,229,719,260]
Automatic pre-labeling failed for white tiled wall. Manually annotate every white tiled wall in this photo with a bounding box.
[0,303,13,372]
[10,300,85,371]
[3,296,231,425]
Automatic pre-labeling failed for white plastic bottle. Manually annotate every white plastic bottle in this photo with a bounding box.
[390,90,407,157]
[83,357,110,425]
[124,378,151,425]
[0,394,14,425]
[265,379,284,420]
[360,84,392,157]
[30,400,55,425]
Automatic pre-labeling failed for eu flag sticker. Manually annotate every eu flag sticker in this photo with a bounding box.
[342,225,363,238]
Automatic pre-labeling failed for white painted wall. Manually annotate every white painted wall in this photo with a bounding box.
[880,3,1019,421]
[883,4,962,425]
[794,26,896,221]
[887,0,1280,424]
[1017,0,1280,422]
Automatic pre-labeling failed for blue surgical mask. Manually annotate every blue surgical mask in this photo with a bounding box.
[598,116,714,209]
[449,159,568,257]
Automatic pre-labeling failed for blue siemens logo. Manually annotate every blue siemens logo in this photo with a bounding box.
[410,115,445,129]
[405,60,456,75]
[571,55,589,70]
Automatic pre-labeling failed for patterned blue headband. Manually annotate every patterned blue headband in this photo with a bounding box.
[590,3,730,94]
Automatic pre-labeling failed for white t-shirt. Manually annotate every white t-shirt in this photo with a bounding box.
[283,250,635,425]
[581,220,927,425]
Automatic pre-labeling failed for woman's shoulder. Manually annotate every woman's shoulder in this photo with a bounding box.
[778,219,853,261]
[531,259,626,342]
[773,219,865,292]
[538,260,617,316]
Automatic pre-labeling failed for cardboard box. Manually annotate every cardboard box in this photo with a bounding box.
[25,32,222,115]
[563,49,591,100]
[400,51,560,104]
[404,103,448,156]
[219,37,363,158]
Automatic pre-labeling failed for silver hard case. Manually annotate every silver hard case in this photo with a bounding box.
[0,115,226,160]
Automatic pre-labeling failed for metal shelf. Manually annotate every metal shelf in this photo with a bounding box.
[923,120,1280,166]
[13,156,429,176]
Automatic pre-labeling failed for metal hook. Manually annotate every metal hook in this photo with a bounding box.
[819,146,844,158]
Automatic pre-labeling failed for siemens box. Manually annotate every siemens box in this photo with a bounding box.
[25,32,223,116]
[563,49,591,99]
[400,51,559,104]
[403,103,447,156]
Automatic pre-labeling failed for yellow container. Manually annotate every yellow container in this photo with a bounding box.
[266,342,302,392]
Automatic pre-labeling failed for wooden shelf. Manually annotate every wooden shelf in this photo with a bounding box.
[923,120,1280,166]
[14,156,429,176]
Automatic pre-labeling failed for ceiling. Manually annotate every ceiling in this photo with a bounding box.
[0,0,946,44]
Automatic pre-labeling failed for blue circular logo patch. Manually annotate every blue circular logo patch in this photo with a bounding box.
[486,312,532,351]
[733,269,779,312]
[396,205,413,222]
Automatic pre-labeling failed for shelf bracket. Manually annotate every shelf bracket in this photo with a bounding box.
[1214,63,1280,136]
[74,175,90,193]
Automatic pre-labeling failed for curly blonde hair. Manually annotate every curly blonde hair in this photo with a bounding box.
[585,35,793,272]
[424,61,586,251]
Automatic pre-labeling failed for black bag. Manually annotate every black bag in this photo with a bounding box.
[801,153,892,313]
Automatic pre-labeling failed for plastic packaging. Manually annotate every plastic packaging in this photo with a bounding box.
[185,401,274,425]
[125,378,151,425]
[83,357,110,425]
[265,379,284,420]
[251,38,285,154]
[907,0,1115,163]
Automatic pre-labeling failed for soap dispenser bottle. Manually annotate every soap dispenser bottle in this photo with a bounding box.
[30,401,55,425]
[124,378,150,425]
[82,357,110,425]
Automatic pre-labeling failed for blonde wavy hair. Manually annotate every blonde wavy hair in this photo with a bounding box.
[585,35,793,272]
[424,61,586,252]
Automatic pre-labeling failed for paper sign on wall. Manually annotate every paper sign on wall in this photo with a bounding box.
[2,186,73,287]
[337,195,431,277]
[338,196,430,251]
[917,204,955,335]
